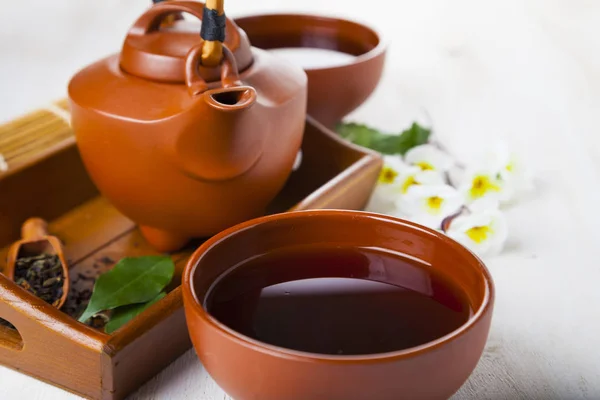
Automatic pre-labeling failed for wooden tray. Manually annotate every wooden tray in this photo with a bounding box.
[0,101,382,400]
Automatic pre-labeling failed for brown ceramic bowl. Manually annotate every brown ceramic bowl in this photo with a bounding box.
[234,14,387,127]
[183,210,494,400]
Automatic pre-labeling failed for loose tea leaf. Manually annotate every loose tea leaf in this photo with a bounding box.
[14,254,64,307]
[78,256,174,323]
[336,122,431,155]
[104,292,166,334]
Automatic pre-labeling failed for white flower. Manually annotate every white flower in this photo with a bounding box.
[395,166,444,195]
[445,208,508,257]
[395,184,464,229]
[365,156,409,214]
[0,154,7,172]
[376,155,407,186]
[459,141,533,205]
[404,144,454,173]
[458,165,507,204]
[366,156,445,214]
[485,141,534,201]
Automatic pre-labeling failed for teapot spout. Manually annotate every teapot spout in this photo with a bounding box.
[204,86,257,111]
[170,85,264,181]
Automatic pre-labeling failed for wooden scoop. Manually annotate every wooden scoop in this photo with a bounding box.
[5,218,69,309]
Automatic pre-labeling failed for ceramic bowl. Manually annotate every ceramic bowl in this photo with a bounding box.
[183,210,494,400]
[234,14,387,127]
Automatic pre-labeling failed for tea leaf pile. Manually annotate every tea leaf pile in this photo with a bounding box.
[14,254,64,307]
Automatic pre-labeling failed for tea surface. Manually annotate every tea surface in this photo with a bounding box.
[268,48,355,69]
[207,246,472,355]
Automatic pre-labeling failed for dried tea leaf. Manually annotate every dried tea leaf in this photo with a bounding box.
[104,292,166,334]
[336,122,431,155]
[78,256,174,323]
[14,254,64,306]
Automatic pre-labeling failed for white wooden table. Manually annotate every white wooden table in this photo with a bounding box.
[1,0,600,398]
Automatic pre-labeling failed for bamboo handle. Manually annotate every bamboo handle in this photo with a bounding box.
[21,218,49,241]
[201,0,225,67]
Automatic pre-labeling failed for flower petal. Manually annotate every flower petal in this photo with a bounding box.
[448,230,493,255]
[383,155,407,172]
[486,211,508,256]
[377,156,409,185]
[393,167,445,194]
[472,140,534,204]
[405,144,454,172]
[459,167,510,204]
[445,209,508,257]
[365,185,398,215]
[396,184,464,229]
[468,196,500,213]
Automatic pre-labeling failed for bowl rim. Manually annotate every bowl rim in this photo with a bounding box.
[182,209,494,363]
[232,12,388,73]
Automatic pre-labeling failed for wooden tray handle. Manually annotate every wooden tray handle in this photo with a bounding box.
[0,273,105,360]
[0,280,32,353]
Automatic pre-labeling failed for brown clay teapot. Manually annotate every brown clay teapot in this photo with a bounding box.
[68,1,307,252]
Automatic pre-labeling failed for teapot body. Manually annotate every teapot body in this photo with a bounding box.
[68,47,307,251]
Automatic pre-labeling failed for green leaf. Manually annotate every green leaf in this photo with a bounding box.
[336,122,431,155]
[336,122,388,149]
[104,292,166,334]
[78,256,174,323]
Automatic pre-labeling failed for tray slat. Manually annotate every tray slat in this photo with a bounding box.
[53,197,136,265]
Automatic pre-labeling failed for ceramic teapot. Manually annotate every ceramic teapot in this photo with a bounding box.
[68,1,307,252]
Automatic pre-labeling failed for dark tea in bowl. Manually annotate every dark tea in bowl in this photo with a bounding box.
[207,245,472,356]
[182,210,494,400]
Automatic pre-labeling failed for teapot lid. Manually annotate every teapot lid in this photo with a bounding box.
[119,1,253,83]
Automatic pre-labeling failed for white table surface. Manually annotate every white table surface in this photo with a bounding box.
[1,0,600,399]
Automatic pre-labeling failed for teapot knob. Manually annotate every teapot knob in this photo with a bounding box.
[120,1,252,83]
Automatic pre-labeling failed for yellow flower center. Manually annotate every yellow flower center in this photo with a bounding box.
[506,162,514,172]
[466,225,493,243]
[426,196,443,214]
[470,175,501,199]
[378,166,398,184]
[401,175,419,194]
[415,161,435,171]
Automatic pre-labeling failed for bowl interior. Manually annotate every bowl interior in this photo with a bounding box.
[233,14,381,68]
[189,211,491,339]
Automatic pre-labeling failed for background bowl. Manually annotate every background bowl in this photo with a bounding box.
[234,14,387,128]
[183,210,495,400]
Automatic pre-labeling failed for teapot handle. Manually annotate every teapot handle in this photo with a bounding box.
[127,0,238,66]
[185,44,241,95]
[200,0,226,67]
